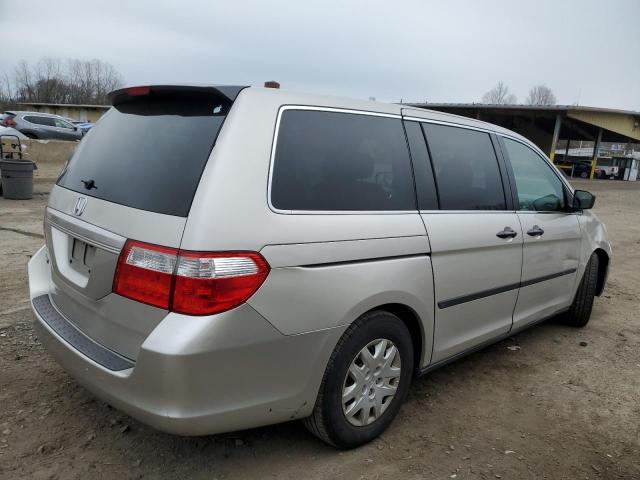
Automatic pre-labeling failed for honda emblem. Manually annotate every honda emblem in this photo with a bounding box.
[73,197,87,216]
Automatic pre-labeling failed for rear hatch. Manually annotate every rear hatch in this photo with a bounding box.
[44,85,244,361]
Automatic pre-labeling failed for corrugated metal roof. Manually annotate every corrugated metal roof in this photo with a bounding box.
[403,103,640,116]
[406,103,640,143]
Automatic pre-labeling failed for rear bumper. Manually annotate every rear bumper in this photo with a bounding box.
[28,246,344,435]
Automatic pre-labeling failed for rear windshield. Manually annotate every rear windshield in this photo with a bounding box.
[56,94,227,216]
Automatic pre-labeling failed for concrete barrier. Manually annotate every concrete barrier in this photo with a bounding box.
[19,139,77,193]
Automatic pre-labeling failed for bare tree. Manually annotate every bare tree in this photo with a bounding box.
[526,85,557,105]
[10,57,124,105]
[67,59,123,104]
[33,58,67,103]
[0,72,15,110]
[13,60,35,102]
[481,81,517,104]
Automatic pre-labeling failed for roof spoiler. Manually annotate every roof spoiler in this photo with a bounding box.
[108,85,249,106]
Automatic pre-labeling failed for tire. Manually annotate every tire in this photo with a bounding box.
[562,253,599,327]
[303,310,414,449]
[580,171,589,178]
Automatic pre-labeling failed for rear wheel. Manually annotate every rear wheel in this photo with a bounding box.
[562,253,599,327]
[304,310,413,449]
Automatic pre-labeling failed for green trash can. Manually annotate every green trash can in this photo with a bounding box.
[0,159,37,200]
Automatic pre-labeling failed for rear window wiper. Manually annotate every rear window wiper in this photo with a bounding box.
[81,179,98,190]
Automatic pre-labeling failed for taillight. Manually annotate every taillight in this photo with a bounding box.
[172,251,270,315]
[2,117,16,126]
[113,240,270,315]
[113,240,177,309]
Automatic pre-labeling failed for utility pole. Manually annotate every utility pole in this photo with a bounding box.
[549,114,561,164]
[590,128,603,180]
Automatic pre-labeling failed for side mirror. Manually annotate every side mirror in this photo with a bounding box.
[572,190,596,210]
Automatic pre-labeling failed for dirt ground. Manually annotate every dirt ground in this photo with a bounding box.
[0,164,639,479]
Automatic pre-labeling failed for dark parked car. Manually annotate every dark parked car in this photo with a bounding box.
[2,111,83,141]
[565,161,613,179]
[570,161,593,178]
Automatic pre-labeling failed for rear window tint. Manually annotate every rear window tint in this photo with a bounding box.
[271,110,415,211]
[423,124,505,210]
[56,94,228,216]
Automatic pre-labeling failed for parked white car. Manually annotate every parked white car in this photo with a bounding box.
[598,165,619,178]
[0,125,28,140]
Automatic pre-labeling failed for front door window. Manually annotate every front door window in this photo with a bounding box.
[503,138,565,212]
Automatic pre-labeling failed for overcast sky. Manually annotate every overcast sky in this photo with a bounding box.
[1,0,639,110]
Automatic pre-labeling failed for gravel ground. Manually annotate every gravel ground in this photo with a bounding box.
[0,175,639,480]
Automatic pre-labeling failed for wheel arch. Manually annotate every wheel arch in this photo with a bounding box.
[364,303,424,376]
[593,248,609,296]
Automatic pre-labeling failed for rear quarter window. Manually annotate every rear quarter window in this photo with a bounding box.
[270,109,416,211]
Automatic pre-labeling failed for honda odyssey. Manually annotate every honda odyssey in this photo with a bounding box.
[28,85,611,448]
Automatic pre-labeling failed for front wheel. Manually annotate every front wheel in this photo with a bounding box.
[303,310,414,449]
[562,253,599,327]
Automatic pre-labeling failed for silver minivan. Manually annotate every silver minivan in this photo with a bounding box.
[28,85,611,448]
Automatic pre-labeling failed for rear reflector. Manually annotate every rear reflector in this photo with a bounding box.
[113,240,270,315]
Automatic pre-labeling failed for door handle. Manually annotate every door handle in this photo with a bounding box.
[496,227,518,239]
[527,225,545,237]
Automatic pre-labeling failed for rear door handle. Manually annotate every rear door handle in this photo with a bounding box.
[527,225,545,237]
[496,227,518,239]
